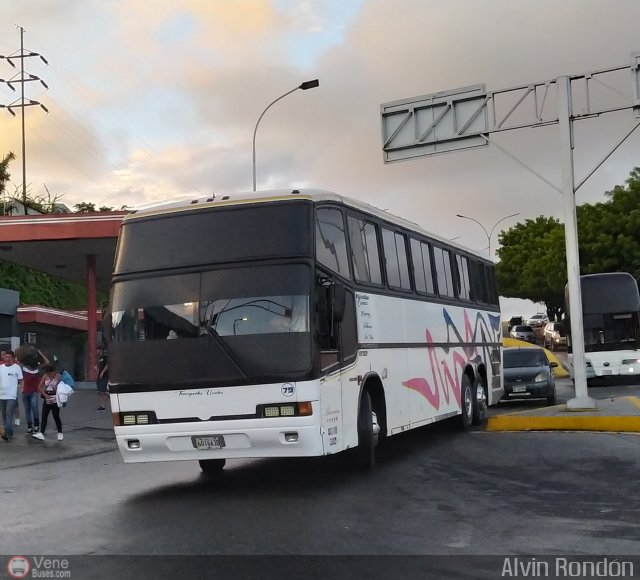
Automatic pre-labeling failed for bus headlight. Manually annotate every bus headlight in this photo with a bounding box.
[260,402,313,418]
[118,412,156,425]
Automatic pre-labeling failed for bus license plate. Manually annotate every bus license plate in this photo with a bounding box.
[513,385,527,392]
[192,435,225,450]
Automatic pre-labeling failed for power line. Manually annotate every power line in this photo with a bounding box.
[0,25,48,204]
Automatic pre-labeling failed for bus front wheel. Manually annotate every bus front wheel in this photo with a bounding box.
[355,391,379,470]
[199,458,226,476]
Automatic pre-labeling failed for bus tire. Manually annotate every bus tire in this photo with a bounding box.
[458,374,474,430]
[471,374,487,426]
[355,391,377,470]
[199,458,226,476]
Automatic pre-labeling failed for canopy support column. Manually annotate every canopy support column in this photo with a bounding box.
[86,253,97,381]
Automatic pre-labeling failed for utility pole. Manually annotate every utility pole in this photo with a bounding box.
[382,52,640,410]
[0,25,49,205]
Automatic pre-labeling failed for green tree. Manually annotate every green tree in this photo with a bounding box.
[495,216,567,320]
[578,167,640,280]
[74,201,96,213]
[0,261,87,308]
[74,202,117,212]
[496,166,640,320]
[1,151,16,197]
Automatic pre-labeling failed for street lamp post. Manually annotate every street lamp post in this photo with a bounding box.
[252,79,319,192]
[233,317,248,335]
[456,213,519,257]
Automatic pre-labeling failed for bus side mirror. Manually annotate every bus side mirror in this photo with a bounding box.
[102,306,111,346]
[332,285,345,323]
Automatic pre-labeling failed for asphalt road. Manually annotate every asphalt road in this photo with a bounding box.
[4,371,640,579]
[4,409,640,557]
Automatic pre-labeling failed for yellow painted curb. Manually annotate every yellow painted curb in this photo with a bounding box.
[502,337,570,378]
[487,415,640,432]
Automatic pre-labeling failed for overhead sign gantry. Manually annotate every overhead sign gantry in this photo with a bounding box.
[381,52,640,410]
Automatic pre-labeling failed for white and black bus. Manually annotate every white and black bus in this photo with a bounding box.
[566,272,640,384]
[107,190,503,473]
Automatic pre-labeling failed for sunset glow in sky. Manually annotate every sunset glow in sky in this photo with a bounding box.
[1,1,639,315]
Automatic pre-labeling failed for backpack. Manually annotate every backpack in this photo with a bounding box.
[60,369,75,389]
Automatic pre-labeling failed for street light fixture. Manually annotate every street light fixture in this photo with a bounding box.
[233,317,248,335]
[456,212,520,258]
[252,79,319,192]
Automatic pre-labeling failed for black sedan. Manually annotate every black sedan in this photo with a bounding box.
[502,347,557,405]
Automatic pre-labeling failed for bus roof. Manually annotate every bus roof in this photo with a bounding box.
[125,189,489,262]
[567,272,640,314]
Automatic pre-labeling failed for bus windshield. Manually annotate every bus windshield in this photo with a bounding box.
[109,264,312,387]
[571,273,640,353]
[583,312,640,351]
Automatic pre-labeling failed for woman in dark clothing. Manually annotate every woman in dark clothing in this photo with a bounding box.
[31,364,64,441]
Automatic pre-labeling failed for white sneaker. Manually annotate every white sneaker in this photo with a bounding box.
[14,418,20,426]
[57,433,64,441]
[32,432,45,440]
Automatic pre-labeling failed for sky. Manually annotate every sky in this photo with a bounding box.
[1,0,639,318]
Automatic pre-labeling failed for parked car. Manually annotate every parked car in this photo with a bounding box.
[509,324,535,343]
[507,316,523,332]
[526,313,549,327]
[502,346,558,405]
[543,322,567,351]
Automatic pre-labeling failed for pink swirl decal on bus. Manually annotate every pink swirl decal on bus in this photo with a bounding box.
[402,328,465,409]
[402,309,499,409]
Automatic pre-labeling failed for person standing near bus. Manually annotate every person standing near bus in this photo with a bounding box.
[31,364,64,441]
[20,349,49,434]
[96,347,109,411]
[0,351,24,442]
[1,349,22,427]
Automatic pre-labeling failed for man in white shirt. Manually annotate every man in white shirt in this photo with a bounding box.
[0,351,24,441]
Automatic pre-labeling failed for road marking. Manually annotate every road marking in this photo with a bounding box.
[625,396,640,411]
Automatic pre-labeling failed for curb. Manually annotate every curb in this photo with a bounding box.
[487,396,640,433]
[487,414,640,432]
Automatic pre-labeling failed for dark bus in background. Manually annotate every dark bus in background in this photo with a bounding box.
[565,272,640,384]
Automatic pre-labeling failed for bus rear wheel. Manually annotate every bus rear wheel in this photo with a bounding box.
[199,458,226,476]
[471,375,487,426]
[458,375,474,430]
[355,391,379,470]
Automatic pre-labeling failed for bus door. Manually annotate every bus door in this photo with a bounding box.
[316,278,357,454]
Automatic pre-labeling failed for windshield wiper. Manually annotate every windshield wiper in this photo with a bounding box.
[205,325,250,379]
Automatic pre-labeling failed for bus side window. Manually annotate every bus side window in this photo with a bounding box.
[316,208,350,278]
[316,278,339,370]
[340,289,357,364]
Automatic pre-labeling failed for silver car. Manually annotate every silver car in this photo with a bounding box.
[526,313,549,327]
[509,325,535,343]
[543,322,567,351]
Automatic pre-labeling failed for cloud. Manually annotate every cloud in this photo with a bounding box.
[0,0,638,252]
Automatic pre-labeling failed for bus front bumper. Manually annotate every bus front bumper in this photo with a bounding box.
[115,420,324,463]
